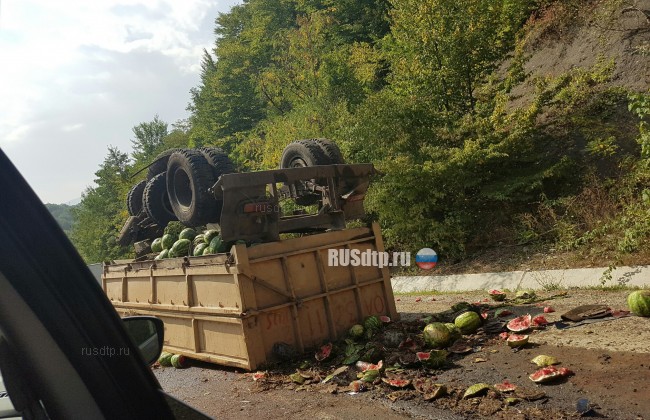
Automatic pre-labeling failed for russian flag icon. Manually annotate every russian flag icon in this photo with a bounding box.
[415,248,438,270]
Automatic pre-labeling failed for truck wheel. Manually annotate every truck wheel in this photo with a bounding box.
[280,140,330,168]
[166,150,218,226]
[142,173,178,226]
[126,180,146,216]
[198,147,237,178]
[312,138,345,164]
[147,148,184,180]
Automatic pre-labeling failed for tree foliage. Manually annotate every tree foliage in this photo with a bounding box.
[75,0,649,264]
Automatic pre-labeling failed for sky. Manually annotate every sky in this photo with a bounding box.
[0,0,241,204]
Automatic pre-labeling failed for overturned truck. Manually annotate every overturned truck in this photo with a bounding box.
[118,139,374,254]
[105,139,399,369]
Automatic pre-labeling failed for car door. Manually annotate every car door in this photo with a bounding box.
[0,148,204,419]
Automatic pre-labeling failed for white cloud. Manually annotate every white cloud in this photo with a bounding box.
[0,0,241,203]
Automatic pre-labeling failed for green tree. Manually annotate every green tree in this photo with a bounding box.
[71,147,132,263]
[130,115,168,162]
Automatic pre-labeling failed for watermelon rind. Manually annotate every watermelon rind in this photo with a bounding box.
[507,334,529,348]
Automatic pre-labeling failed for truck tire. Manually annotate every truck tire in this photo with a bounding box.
[147,148,184,180]
[280,140,331,205]
[312,138,345,164]
[166,150,218,226]
[142,173,178,226]
[280,140,330,168]
[126,180,146,216]
[198,147,237,178]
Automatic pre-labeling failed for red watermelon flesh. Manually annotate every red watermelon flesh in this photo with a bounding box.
[315,343,333,361]
[529,366,573,383]
[532,315,549,326]
[507,314,532,332]
[380,315,391,323]
[356,360,383,372]
[382,378,411,388]
[494,380,517,392]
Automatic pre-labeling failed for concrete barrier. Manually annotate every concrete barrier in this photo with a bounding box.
[391,265,650,293]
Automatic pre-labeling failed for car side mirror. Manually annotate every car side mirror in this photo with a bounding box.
[122,316,164,365]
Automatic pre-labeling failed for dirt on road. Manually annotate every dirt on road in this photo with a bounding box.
[155,289,650,419]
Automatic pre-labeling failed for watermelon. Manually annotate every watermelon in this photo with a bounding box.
[202,246,212,256]
[454,311,481,334]
[193,243,208,257]
[158,352,173,366]
[151,238,163,253]
[192,234,205,247]
[507,314,532,332]
[204,229,220,244]
[170,239,191,257]
[179,228,197,241]
[363,315,382,331]
[208,235,225,254]
[161,234,176,250]
[154,249,169,260]
[171,354,187,368]
[488,289,507,301]
[445,323,462,341]
[423,322,451,348]
[506,334,529,348]
[349,324,364,339]
[627,290,650,317]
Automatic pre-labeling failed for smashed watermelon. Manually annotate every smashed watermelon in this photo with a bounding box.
[532,315,549,327]
[315,343,333,361]
[381,378,411,388]
[423,322,451,348]
[507,314,532,332]
[488,289,507,301]
[417,350,448,368]
[507,334,529,348]
[529,366,573,383]
[494,380,517,392]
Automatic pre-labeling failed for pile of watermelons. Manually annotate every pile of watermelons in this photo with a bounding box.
[157,351,187,368]
[151,224,250,260]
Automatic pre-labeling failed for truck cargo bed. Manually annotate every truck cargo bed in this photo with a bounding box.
[103,223,398,370]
